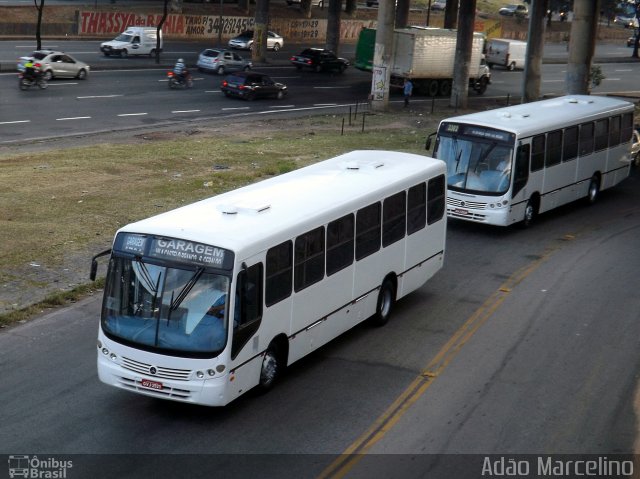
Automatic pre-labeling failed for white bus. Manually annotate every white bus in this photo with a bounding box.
[426,95,636,226]
[91,150,447,407]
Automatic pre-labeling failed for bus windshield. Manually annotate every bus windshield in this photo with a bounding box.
[101,256,230,357]
[436,123,515,195]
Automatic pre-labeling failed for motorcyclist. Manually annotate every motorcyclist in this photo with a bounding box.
[173,58,190,84]
[23,59,41,82]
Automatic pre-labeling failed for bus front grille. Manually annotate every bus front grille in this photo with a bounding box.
[121,356,192,381]
[446,197,487,210]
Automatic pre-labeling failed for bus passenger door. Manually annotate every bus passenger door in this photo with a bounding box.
[511,142,530,222]
[231,263,263,360]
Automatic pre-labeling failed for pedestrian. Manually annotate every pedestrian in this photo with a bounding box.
[403,78,413,107]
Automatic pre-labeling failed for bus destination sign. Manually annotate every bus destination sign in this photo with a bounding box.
[442,122,513,143]
[114,233,234,269]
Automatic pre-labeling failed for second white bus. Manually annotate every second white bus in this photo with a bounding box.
[427,95,636,226]
[91,150,446,406]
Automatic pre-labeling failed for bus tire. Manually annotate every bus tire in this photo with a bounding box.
[522,198,538,228]
[258,344,282,392]
[586,175,600,205]
[371,279,395,327]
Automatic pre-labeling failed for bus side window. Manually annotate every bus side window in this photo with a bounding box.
[231,263,263,359]
[513,144,530,198]
[427,175,445,224]
[579,121,594,156]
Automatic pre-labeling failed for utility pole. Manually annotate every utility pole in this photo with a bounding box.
[522,0,548,102]
[370,0,396,111]
[566,0,600,94]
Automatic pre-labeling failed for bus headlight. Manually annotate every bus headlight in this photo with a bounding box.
[196,371,205,379]
[110,353,118,361]
[207,369,216,377]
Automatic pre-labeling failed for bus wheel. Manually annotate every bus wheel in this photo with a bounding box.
[522,199,537,227]
[586,175,600,205]
[258,345,281,391]
[371,279,395,327]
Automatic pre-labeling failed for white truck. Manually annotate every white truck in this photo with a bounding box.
[356,27,491,96]
[100,27,163,58]
[485,38,527,71]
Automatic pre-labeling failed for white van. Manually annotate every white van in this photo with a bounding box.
[486,38,527,71]
[100,27,163,57]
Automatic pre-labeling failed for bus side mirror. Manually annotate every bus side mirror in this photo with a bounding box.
[425,132,436,151]
[90,249,112,281]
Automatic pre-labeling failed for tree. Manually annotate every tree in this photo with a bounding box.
[450,0,476,108]
[444,0,458,29]
[253,0,270,63]
[157,0,169,65]
[345,0,357,16]
[566,0,599,94]
[34,0,44,51]
[326,0,342,53]
[632,0,640,58]
[523,0,548,102]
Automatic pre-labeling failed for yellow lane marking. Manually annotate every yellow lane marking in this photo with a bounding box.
[318,244,559,479]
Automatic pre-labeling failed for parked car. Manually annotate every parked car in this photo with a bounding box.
[290,48,349,73]
[286,0,324,6]
[430,0,446,11]
[220,71,287,100]
[627,34,638,47]
[498,4,529,17]
[228,30,284,51]
[197,49,252,75]
[17,50,90,81]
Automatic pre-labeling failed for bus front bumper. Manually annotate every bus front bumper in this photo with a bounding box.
[97,353,230,407]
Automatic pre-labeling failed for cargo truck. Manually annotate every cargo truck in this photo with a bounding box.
[354,27,491,96]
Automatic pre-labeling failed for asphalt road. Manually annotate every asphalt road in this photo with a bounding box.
[1,59,640,144]
[1,167,639,478]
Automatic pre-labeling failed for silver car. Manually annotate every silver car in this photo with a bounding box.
[196,49,252,75]
[228,30,284,51]
[17,50,90,81]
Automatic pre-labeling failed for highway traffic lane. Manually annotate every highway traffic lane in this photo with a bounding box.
[0,68,373,141]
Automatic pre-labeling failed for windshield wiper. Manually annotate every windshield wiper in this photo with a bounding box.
[169,267,205,313]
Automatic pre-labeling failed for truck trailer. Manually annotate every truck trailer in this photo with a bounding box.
[354,27,491,96]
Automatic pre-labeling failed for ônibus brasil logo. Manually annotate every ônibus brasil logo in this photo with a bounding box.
[7,455,73,478]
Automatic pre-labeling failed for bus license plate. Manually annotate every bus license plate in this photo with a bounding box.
[141,378,163,390]
[452,208,469,215]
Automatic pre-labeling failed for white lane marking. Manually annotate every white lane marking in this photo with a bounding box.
[172,110,201,113]
[314,103,338,106]
[117,113,148,117]
[269,105,295,108]
[0,120,30,125]
[48,82,79,86]
[78,94,124,99]
[56,116,92,121]
[222,107,250,111]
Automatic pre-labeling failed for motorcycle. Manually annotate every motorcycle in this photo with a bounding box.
[167,71,193,89]
[19,72,48,90]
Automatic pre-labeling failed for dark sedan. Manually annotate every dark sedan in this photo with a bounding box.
[220,72,287,101]
[290,48,349,73]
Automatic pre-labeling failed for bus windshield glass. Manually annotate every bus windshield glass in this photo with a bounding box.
[101,256,231,357]
[436,122,516,195]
